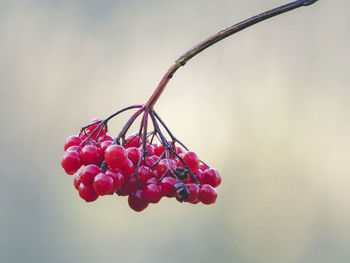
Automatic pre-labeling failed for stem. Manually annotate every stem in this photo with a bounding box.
[145,0,318,109]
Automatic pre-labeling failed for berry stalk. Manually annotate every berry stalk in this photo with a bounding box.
[145,0,318,110]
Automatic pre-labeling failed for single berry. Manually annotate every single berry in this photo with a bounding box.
[80,144,102,165]
[117,176,138,196]
[79,164,100,186]
[93,173,114,196]
[106,170,124,191]
[128,190,149,212]
[159,177,177,197]
[98,134,113,143]
[203,168,221,187]
[142,184,162,203]
[154,143,164,157]
[137,166,151,187]
[104,144,128,169]
[122,159,135,179]
[100,140,113,154]
[199,163,208,171]
[185,183,199,203]
[78,184,98,202]
[61,150,82,175]
[126,147,141,165]
[182,151,200,174]
[64,135,82,151]
[199,184,217,205]
[73,173,81,190]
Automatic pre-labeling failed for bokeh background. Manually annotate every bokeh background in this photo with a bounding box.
[1,0,349,262]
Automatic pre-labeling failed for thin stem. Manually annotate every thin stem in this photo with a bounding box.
[145,0,318,109]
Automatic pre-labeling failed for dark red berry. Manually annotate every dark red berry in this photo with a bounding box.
[64,135,82,151]
[86,119,106,139]
[117,176,138,196]
[159,177,177,197]
[142,184,162,203]
[98,135,113,143]
[199,163,208,171]
[124,134,142,148]
[199,184,217,205]
[122,159,135,179]
[78,184,98,202]
[93,173,114,196]
[80,144,102,165]
[128,190,149,212]
[104,144,127,169]
[137,166,151,187]
[154,143,164,157]
[185,183,199,203]
[100,140,112,154]
[61,151,82,175]
[73,173,81,190]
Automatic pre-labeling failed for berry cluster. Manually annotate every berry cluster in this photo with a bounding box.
[61,117,221,212]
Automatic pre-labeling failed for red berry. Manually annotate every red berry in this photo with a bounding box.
[122,159,135,179]
[154,144,164,157]
[199,163,208,171]
[203,168,221,187]
[185,183,199,203]
[61,151,82,175]
[78,184,98,202]
[199,184,217,205]
[142,184,161,203]
[93,173,114,196]
[100,140,112,154]
[182,151,200,174]
[126,147,141,165]
[140,144,155,156]
[194,170,204,185]
[117,176,138,196]
[104,145,127,169]
[86,119,106,139]
[66,145,79,152]
[146,177,158,185]
[124,134,142,148]
[137,166,151,187]
[106,170,124,191]
[64,135,82,151]
[159,177,177,197]
[80,144,102,165]
[128,190,149,212]
[73,173,81,190]
[79,164,100,186]
[98,135,113,143]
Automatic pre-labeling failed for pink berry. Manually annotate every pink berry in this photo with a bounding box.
[128,190,149,212]
[93,173,114,196]
[104,145,127,169]
[80,144,102,165]
[142,184,162,203]
[61,151,82,175]
[199,184,217,205]
[79,164,100,186]
[78,184,98,202]
[64,135,82,151]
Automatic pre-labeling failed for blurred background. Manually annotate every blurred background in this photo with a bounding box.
[1,0,349,262]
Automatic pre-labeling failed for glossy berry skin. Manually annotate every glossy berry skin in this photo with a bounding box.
[86,119,106,140]
[64,135,82,151]
[142,184,162,203]
[93,173,114,196]
[73,173,81,190]
[61,151,82,175]
[159,177,177,197]
[98,135,113,143]
[106,170,124,191]
[80,144,102,165]
[185,183,199,203]
[182,151,200,174]
[79,164,100,186]
[203,168,221,187]
[153,143,164,157]
[100,140,112,154]
[104,145,128,169]
[137,166,151,187]
[126,147,141,165]
[78,184,98,202]
[124,134,142,148]
[128,190,149,212]
[199,163,208,172]
[122,159,135,179]
[199,184,217,205]
[146,177,158,185]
